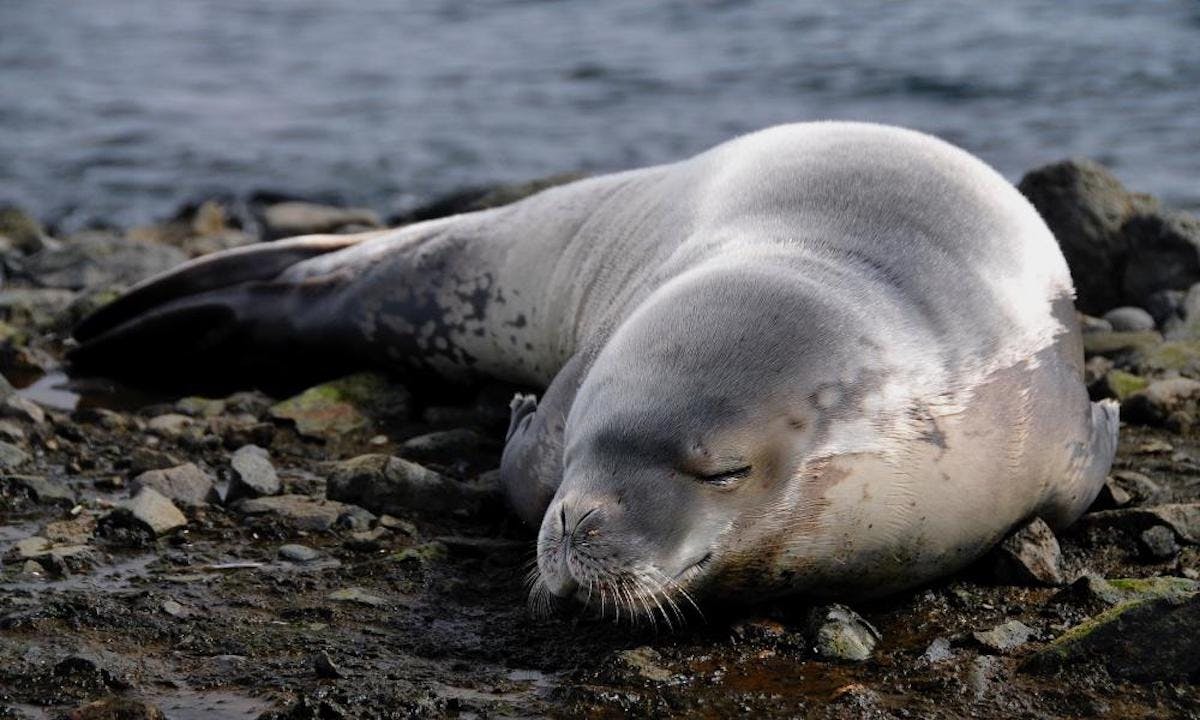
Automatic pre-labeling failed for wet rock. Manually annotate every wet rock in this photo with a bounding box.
[1023,592,1200,681]
[1017,159,1159,314]
[973,620,1036,653]
[398,427,500,465]
[21,231,186,291]
[227,444,280,502]
[269,372,410,439]
[3,474,75,505]
[146,413,194,438]
[43,513,97,544]
[261,201,381,239]
[0,440,29,469]
[1121,377,1200,426]
[615,647,673,682]
[1138,525,1180,559]
[62,697,166,720]
[327,454,497,516]
[1102,306,1155,332]
[327,587,388,608]
[1081,503,1200,543]
[130,463,217,507]
[0,204,49,254]
[279,543,321,562]
[113,487,188,536]
[805,604,880,662]
[234,494,354,532]
[990,517,1065,586]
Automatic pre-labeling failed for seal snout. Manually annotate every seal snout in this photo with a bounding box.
[537,496,614,598]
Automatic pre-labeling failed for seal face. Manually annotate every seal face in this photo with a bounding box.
[72,122,1119,620]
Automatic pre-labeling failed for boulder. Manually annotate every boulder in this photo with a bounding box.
[1121,211,1200,308]
[113,487,188,536]
[226,444,280,502]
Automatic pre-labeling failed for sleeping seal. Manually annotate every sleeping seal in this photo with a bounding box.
[72,122,1118,618]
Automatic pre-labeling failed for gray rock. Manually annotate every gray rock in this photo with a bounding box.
[1139,525,1180,559]
[21,231,186,291]
[1121,211,1200,309]
[920,637,954,664]
[966,655,1006,700]
[1107,470,1163,505]
[130,463,217,507]
[0,441,29,470]
[1017,159,1158,314]
[116,487,188,536]
[3,474,75,505]
[327,454,497,516]
[1121,377,1200,426]
[991,517,1065,586]
[1145,288,1187,331]
[0,288,77,330]
[279,544,321,562]
[398,427,500,465]
[327,587,388,608]
[1089,477,1133,510]
[262,201,381,240]
[1082,503,1200,543]
[615,646,673,682]
[314,651,343,679]
[805,604,880,662]
[972,620,1036,653]
[234,494,351,532]
[146,413,195,437]
[227,444,280,502]
[1023,592,1200,681]
[1103,306,1156,332]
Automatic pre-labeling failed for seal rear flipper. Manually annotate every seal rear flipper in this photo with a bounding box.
[1043,399,1120,529]
[69,235,369,393]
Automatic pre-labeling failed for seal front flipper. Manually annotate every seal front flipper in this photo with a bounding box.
[69,233,374,391]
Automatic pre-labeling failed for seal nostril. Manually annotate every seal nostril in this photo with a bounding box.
[558,505,567,535]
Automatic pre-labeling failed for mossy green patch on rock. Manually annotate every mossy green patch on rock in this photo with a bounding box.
[1100,370,1148,400]
[391,541,448,566]
[1082,330,1161,359]
[270,372,410,439]
[1135,340,1200,377]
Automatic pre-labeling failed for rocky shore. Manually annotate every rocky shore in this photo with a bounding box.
[0,165,1198,719]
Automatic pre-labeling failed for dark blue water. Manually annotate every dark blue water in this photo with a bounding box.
[2,0,1198,232]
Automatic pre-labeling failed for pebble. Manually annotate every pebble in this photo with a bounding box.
[279,543,322,562]
[990,517,1065,586]
[973,620,1036,653]
[920,637,953,664]
[1139,525,1180,559]
[615,646,673,682]
[130,463,217,507]
[146,413,195,437]
[327,587,388,608]
[116,487,188,535]
[805,604,880,662]
[234,495,359,533]
[227,444,280,502]
[1103,306,1156,332]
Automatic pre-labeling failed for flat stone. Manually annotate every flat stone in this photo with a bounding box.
[991,517,1065,586]
[227,444,280,502]
[116,487,188,536]
[130,463,217,507]
[327,454,497,516]
[234,494,349,532]
[615,646,672,682]
[3,474,76,505]
[327,587,388,608]
[1108,470,1164,505]
[973,620,1036,653]
[1023,593,1200,681]
[13,536,50,558]
[1081,503,1200,543]
[279,543,321,562]
[262,201,381,239]
[0,441,30,469]
[146,413,195,437]
[43,514,96,544]
[806,604,880,662]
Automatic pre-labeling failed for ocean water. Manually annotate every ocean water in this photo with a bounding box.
[1,0,1198,231]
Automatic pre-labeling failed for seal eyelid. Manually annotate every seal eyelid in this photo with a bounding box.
[692,465,752,486]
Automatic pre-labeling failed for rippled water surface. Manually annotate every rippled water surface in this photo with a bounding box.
[2,0,1198,230]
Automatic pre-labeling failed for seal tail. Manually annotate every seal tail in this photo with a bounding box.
[1043,398,1120,529]
[69,234,372,392]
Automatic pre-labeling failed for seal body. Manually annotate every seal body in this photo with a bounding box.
[73,122,1118,608]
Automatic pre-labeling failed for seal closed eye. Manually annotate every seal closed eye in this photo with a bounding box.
[71,121,1118,620]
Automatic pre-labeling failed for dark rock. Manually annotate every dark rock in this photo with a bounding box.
[1138,525,1180,559]
[991,517,1065,586]
[3,474,75,505]
[0,204,49,254]
[261,201,381,240]
[973,620,1036,653]
[1023,593,1200,681]
[111,487,187,536]
[614,646,673,682]
[1107,470,1163,505]
[314,651,343,679]
[805,604,880,662]
[126,447,182,476]
[1017,159,1158,314]
[1089,477,1133,511]
[1080,503,1200,543]
[1121,211,1200,308]
[227,444,280,502]
[327,454,498,516]
[1144,288,1187,329]
[130,463,217,507]
[1102,306,1155,332]
[20,231,186,291]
